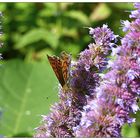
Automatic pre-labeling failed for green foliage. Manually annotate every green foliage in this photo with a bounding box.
[122,124,139,137]
[89,3,111,22]
[121,102,140,137]
[0,59,58,137]
[15,28,59,49]
[0,2,139,137]
[1,3,133,60]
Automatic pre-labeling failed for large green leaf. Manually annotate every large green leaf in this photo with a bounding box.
[0,59,59,137]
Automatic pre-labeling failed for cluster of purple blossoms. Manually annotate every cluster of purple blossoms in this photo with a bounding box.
[35,24,118,137]
[35,3,140,138]
[74,3,140,137]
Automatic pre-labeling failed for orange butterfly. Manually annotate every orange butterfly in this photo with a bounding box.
[47,51,71,88]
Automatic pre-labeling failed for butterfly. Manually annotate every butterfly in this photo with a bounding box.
[47,51,71,88]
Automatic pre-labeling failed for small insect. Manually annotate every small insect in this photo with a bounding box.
[47,51,71,88]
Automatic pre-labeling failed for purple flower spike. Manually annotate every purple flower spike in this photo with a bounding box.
[73,3,140,138]
[89,24,118,51]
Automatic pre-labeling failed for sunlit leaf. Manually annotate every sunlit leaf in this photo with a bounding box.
[90,3,111,22]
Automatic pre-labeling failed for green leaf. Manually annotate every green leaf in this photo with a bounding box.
[64,10,90,25]
[0,3,6,11]
[121,123,139,137]
[90,3,111,22]
[110,3,134,10]
[0,59,59,137]
[15,28,59,49]
[39,4,57,17]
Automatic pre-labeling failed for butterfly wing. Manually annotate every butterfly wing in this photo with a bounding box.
[47,55,65,87]
[60,52,71,84]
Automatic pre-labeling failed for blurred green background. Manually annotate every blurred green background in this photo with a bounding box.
[0,2,140,138]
